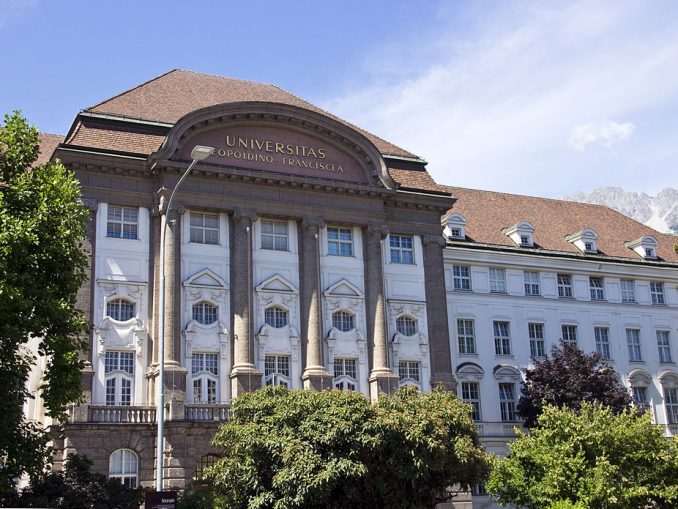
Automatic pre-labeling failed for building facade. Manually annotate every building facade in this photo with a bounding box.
[31,70,678,508]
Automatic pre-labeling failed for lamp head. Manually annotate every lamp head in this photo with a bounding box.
[191,145,214,161]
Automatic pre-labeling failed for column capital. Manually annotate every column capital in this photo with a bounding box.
[301,216,325,233]
[367,223,389,240]
[422,234,446,247]
[232,208,258,227]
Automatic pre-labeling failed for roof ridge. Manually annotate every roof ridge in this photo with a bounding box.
[175,68,279,89]
[85,69,181,112]
[39,131,65,137]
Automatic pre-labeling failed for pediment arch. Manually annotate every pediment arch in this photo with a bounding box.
[324,278,364,299]
[256,274,298,294]
[183,268,228,289]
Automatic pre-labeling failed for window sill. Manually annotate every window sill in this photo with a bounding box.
[659,361,675,365]
[628,360,645,364]
[524,293,542,298]
[557,295,575,300]
[458,352,479,357]
[495,354,515,359]
[489,290,508,295]
[651,303,667,307]
[453,288,473,292]
[105,236,140,241]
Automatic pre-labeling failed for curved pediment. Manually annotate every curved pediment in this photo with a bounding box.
[324,278,364,299]
[183,268,229,289]
[150,102,395,189]
[256,274,298,294]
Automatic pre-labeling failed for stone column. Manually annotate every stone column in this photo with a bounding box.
[230,209,262,396]
[365,224,399,400]
[299,218,333,390]
[422,235,455,390]
[77,198,97,405]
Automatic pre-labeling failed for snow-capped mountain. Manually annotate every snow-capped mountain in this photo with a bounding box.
[565,187,678,235]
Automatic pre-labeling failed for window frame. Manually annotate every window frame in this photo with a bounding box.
[106,298,135,322]
[327,226,353,257]
[557,274,573,298]
[460,381,482,421]
[104,351,135,406]
[109,449,139,488]
[395,315,417,337]
[626,328,642,362]
[264,306,289,329]
[192,301,218,325]
[523,271,540,296]
[191,352,219,404]
[650,282,665,305]
[665,387,678,424]
[528,322,545,358]
[657,330,672,363]
[489,268,506,293]
[453,265,471,291]
[332,310,355,332]
[261,219,289,251]
[398,360,421,385]
[106,205,139,240]
[189,211,220,245]
[493,321,511,356]
[594,326,611,360]
[264,354,291,387]
[389,234,415,264]
[457,319,476,355]
[561,324,578,346]
[620,279,636,303]
[498,382,517,422]
[589,277,605,301]
[333,357,358,391]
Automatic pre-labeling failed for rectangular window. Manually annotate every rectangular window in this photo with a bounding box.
[657,330,672,363]
[398,361,421,382]
[106,206,138,239]
[190,212,219,244]
[499,383,516,422]
[595,327,611,359]
[666,388,678,424]
[389,235,414,264]
[460,381,481,421]
[621,279,636,303]
[529,323,545,357]
[650,282,665,305]
[562,325,578,346]
[626,329,642,362]
[192,353,218,375]
[457,319,476,355]
[557,274,573,298]
[632,386,647,405]
[589,277,605,300]
[327,227,353,256]
[106,378,116,406]
[264,355,291,387]
[453,265,471,290]
[334,358,357,379]
[104,351,134,374]
[524,271,540,296]
[494,321,511,356]
[261,219,289,251]
[489,268,506,293]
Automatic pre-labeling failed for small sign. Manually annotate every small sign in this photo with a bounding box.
[145,490,177,509]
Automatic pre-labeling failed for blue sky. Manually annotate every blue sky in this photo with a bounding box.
[1,0,676,197]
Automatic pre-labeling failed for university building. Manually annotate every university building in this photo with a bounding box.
[28,70,678,508]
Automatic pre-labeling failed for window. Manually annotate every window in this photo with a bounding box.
[494,321,511,356]
[645,247,655,258]
[657,330,672,363]
[499,383,517,422]
[190,212,219,244]
[595,327,611,359]
[106,206,138,239]
[627,329,642,362]
[460,381,481,421]
[104,351,134,406]
[333,358,357,391]
[327,227,353,256]
[194,454,220,482]
[520,235,531,246]
[650,282,665,305]
[398,361,421,385]
[192,301,218,325]
[265,306,289,328]
[396,316,417,336]
[557,274,573,298]
[665,388,678,424]
[589,277,605,300]
[529,323,545,358]
[621,279,636,303]
[457,319,476,355]
[390,235,414,264]
[264,355,290,387]
[632,386,649,413]
[106,299,135,322]
[449,227,462,238]
[472,484,488,496]
[524,271,540,296]
[109,449,138,488]
[261,219,288,251]
[332,311,354,332]
[489,268,506,293]
[192,353,218,403]
[453,265,471,290]
[562,325,578,346]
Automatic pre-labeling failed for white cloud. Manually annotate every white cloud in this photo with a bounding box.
[568,120,635,151]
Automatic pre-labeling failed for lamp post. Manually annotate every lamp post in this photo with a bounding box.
[156,145,214,492]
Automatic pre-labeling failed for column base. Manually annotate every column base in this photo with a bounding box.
[230,365,263,397]
[301,367,334,391]
[431,372,457,391]
[368,370,400,401]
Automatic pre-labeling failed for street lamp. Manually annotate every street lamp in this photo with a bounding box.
[156,145,214,492]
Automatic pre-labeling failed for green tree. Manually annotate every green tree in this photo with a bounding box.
[487,402,678,508]
[208,386,490,509]
[517,341,632,428]
[0,111,89,492]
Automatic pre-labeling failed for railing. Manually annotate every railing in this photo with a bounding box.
[88,405,156,423]
[475,421,522,437]
[663,423,678,437]
[185,404,231,421]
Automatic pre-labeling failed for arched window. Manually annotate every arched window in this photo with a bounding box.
[264,306,289,328]
[106,298,135,321]
[109,449,138,487]
[396,316,417,336]
[104,351,134,406]
[332,311,354,332]
[193,301,218,325]
[194,453,220,482]
[192,353,219,403]
[333,358,357,391]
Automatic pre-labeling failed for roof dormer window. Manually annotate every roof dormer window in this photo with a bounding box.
[444,213,467,241]
[503,221,534,247]
[625,236,658,260]
[566,228,598,254]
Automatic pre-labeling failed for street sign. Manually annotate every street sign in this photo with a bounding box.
[145,490,177,509]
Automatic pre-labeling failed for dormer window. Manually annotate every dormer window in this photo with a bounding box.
[443,213,467,240]
[566,228,598,254]
[625,236,658,260]
[503,221,534,247]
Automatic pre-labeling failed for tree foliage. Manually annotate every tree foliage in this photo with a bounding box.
[208,386,490,509]
[517,341,632,428]
[2,453,144,508]
[487,402,678,508]
[0,111,89,491]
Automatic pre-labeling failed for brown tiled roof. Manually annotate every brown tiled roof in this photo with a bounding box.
[36,132,64,166]
[65,119,165,155]
[388,168,445,193]
[87,69,417,159]
[443,186,678,262]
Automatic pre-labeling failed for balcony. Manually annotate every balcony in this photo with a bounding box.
[185,404,231,421]
[68,403,231,424]
[475,421,523,438]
